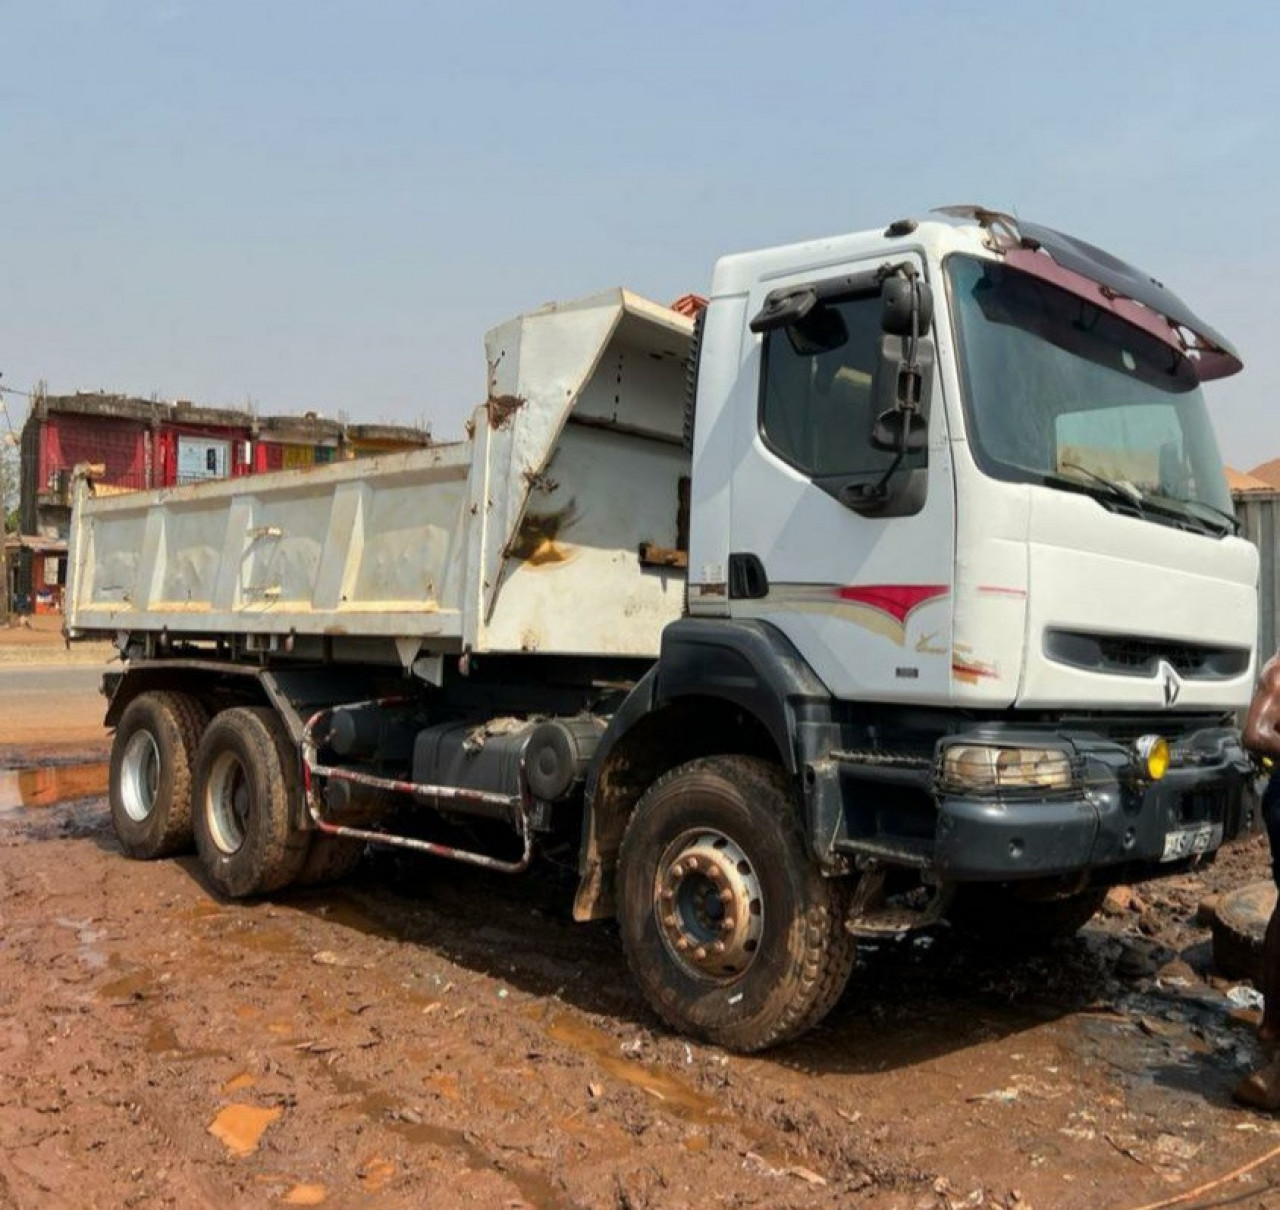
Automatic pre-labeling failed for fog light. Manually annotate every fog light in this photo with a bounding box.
[1134,734,1169,781]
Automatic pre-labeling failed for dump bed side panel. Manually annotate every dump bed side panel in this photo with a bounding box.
[68,446,474,644]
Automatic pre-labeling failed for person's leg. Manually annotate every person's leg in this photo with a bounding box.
[1260,905,1280,1048]
[1234,776,1280,1108]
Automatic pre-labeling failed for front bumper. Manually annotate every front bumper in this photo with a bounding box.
[933,725,1258,881]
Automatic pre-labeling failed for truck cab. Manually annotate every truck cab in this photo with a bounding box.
[646,208,1256,893]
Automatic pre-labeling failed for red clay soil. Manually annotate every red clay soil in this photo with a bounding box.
[1,678,1279,1207]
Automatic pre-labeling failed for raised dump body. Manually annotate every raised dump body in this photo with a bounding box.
[66,289,693,663]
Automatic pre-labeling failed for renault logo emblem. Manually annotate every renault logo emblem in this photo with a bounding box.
[1159,661,1181,708]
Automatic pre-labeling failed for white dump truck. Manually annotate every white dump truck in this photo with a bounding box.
[67,206,1259,1050]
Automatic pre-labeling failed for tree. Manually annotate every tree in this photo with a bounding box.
[0,437,18,523]
[0,438,13,622]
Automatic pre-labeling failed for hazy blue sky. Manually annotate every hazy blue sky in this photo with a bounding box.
[2,1,1276,467]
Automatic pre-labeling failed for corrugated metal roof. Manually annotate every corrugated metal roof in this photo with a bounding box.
[1228,465,1275,493]
[1248,459,1280,490]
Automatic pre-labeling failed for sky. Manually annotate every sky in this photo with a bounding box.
[1,0,1277,468]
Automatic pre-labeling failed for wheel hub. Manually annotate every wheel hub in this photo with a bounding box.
[655,829,763,980]
[120,730,160,822]
[206,751,251,855]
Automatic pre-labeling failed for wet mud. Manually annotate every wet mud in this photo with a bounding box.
[1,753,1279,1207]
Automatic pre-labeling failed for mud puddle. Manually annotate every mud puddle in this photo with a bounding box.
[544,1011,727,1125]
[324,1065,574,1209]
[0,760,109,812]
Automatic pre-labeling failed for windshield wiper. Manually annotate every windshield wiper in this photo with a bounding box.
[1158,495,1240,535]
[1050,464,1227,536]
[1057,462,1144,506]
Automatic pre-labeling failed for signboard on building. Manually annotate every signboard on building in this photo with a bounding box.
[176,436,230,483]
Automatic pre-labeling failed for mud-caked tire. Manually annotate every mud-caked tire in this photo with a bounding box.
[617,756,856,1053]
[295,834,365,887]
[193,707,309,898]
[109,691,208,859]
[948,883,1108,950]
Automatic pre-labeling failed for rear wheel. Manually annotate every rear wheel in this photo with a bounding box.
[617,756,856,1052]
[109,691,207,859]
[193,707,309,898]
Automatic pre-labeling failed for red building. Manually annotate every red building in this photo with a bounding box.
[13,392,430,615]
[155,402,253,487]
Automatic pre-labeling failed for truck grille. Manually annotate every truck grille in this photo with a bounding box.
[1044,629,1250,681]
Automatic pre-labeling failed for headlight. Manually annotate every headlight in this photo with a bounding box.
[941,744,1075,792]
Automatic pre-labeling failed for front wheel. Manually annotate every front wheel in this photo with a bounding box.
[616,756,856,1052]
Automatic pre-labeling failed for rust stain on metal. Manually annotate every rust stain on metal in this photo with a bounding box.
[522,469,560,493]
[637,542,688,569]
[507,500,580,566]
[486,394,525,429]
[952,655,999,684]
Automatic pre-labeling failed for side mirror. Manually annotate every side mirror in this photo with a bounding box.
[871,332,934,452]
[786,304,848,357]
[748,287,817,334]
[881,277,934,335]
[872,408,928,455]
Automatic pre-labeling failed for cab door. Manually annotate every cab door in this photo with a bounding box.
[727,256,955,704]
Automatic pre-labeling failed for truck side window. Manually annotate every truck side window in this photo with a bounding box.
[759,293,928,484]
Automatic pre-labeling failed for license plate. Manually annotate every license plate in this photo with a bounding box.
[1161,822,1223,862]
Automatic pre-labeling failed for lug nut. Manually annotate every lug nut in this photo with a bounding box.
[675,938,690,951]
[719,889,734,903]
[660,888,674,902]
[712,941,726,954]
[721,917,736,931]
[670,862,684,878]
[694,946,707,961]
[686,856,699,871]
[662,913,677,927]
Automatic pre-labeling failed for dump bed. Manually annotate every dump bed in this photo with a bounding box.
[66,289,693,664]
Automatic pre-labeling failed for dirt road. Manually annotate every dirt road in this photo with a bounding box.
[2,668,1279,1208]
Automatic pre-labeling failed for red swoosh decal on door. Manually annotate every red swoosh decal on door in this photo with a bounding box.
[835,584,949,623]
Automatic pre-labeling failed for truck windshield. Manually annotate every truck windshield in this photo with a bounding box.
[946,255,1234,531]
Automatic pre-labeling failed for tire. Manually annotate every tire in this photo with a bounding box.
[109,691,208,859]
[1212,881,1276,983]
[193,707,309,898]
[948,883,1108,950]
[295,834,365,887]
[616,756,856,1052]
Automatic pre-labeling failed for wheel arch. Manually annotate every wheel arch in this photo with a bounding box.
[573,618,832,922]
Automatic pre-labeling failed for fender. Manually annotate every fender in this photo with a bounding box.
[573,618,836,920]
[585,618,833,803]
[651,617,833,771]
